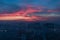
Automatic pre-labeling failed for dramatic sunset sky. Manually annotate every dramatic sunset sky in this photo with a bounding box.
[0,0,60,21]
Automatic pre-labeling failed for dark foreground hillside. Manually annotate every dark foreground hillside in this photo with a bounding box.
[0,21,60,40]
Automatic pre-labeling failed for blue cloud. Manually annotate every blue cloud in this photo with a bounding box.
[0,0,60,13]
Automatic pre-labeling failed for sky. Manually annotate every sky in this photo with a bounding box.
[0,0,60,16]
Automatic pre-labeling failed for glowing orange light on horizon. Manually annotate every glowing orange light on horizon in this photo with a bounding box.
[0,5,58,21]
[0,15,48,21]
